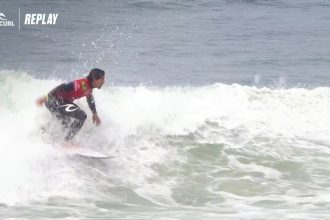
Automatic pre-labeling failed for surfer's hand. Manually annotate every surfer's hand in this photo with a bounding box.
[92,113,101,126]
[36,96,47,107]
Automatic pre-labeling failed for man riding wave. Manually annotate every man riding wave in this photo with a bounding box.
[36,68,105,145]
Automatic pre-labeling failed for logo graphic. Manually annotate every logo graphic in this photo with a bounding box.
[24,13,58,25]
[0,12,15,27]
[81,81,87,91]
[59,104,79,112]
[0,12,6,20]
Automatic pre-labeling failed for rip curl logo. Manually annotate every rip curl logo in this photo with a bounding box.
[59,104,79,112]
[0,12,6,20]
[0,12,15,27]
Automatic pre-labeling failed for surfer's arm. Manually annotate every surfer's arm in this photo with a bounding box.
[87,95,101,126]
[86,94,97,114]
[36,82,75,107]
[48,82,75,97]
[35,96,47,107]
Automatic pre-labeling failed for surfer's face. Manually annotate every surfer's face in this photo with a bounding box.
[93,76,105,89]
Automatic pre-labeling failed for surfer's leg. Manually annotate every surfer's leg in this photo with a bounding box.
[45,96,70,128]
[54,103,87,141]
[64,108,87,141]
[45,97,87,141]
[45,95,60,114]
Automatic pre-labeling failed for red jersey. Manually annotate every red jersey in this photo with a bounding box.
[50,78,93,102]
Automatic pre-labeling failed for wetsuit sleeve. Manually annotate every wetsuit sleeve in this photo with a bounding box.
[86,94,97,114]
[48,82,75,97]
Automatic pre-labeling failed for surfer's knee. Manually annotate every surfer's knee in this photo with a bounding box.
[78,111,87,122]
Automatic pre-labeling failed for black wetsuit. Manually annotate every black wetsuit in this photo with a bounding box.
[45,78,96,141]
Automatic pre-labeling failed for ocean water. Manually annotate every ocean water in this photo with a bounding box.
[1,0,330,219]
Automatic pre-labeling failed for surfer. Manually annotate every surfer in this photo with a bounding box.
[36,68,105,145]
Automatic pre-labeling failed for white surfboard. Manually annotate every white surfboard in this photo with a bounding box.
[64,147,114,159]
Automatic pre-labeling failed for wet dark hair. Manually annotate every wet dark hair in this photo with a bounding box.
[87,68,105,81]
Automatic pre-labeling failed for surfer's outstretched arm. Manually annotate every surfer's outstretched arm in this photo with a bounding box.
[87,94,101,126]
[36,96,47,107]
